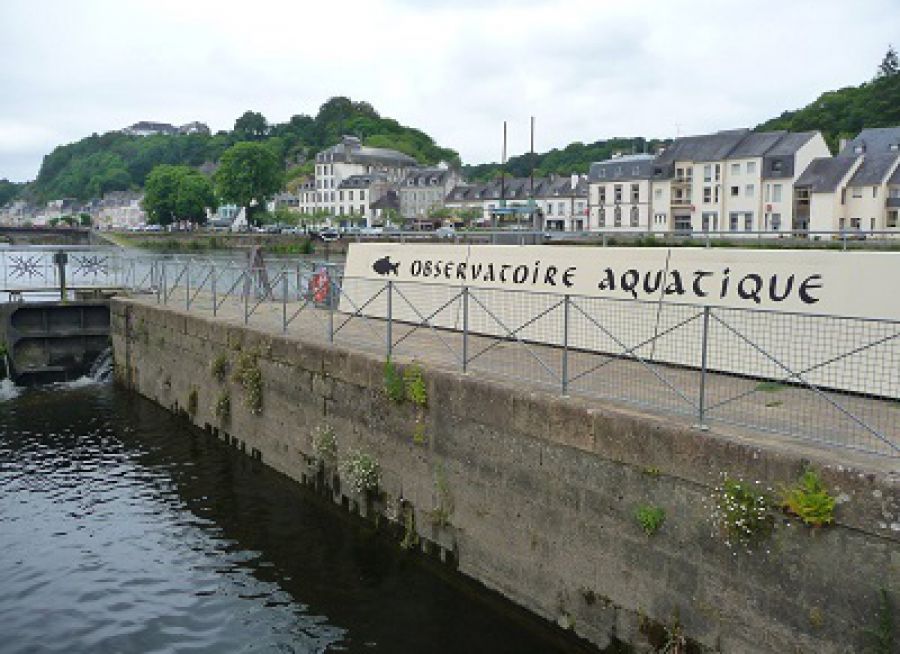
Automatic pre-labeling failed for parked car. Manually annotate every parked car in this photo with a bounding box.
[318,228,340,242]
[435,226,456,239]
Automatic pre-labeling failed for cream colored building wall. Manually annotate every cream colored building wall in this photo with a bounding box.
[591,179,651,231]
[693,161,726,232]
[722,158,762,233]
[845,185,887,230]
[650,180,671,231]
[804,157,864,233]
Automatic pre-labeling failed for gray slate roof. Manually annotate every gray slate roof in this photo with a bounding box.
[766,131,818,156]
[889,163,900,185]
[840,127,900,156]
[656,129,749,165]
[794,157,858,192]
[726,131,786,158]
[338,174,388,189]
[589,154,655,182]
[319,136,417,167]
[848,154,900,186]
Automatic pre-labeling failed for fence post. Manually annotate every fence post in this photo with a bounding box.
[698,306,710,429]
[462,286,469,373]
[386,280,393,359]
[243,271,249,325]
[185,260,191,310]
[160,262,166,304]
[327,276,335,344]
[211,264,217,317]
[282,273,288,333]
[562,294,570,395]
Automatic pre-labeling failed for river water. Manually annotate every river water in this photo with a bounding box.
[0,379,602,654]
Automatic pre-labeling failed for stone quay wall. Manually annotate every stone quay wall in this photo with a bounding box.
[110,297,899,653]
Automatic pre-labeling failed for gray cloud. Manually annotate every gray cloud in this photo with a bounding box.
[1,0,898,182]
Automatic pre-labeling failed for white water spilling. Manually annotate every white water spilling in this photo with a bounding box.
[0,378,20,401]
[88,347,113,383]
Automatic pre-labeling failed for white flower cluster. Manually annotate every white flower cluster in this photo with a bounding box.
[709,473,773,553]
[341,449,380,495]
[311,424,337,462]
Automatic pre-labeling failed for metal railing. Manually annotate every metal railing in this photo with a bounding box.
[143,258,899,459]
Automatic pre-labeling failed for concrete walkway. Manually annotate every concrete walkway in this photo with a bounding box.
[129,288,900,466]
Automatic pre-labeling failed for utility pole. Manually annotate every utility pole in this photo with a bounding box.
[529,116,535,231]
[497,120,507,232]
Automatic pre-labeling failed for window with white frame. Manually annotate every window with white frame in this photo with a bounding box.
[852,188,863,198]
[614,205,622,226]
[703,164,712,182]
[730,163,740,175]
[654,188,662,200]
[745,184,754,197]
[747,161,757,174]
[729,212,739,231]
[772,184,782,202]
[888,211,898,228]
[630,205,639,227]
[744,212,753,231]
[730,186,739,197]
[703,187,712,203]
[771,213,781,230]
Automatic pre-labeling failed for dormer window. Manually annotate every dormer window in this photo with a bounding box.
[854,145,865,154]
[890,143,899,152]
[771,160,783,173]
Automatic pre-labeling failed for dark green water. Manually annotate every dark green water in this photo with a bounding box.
[0,382,600,653]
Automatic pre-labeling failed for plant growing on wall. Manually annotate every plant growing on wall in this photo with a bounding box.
[341,449,380,495]
[400,504,419,550]
[232,349,263,415]
[213,391,230,423]
[863,588,895,654]
[709,474,774,551]
[312,424,337,464]
[383,359,406,403]
[429,464,454,527]
[187,388,198,416]
[635,505,666,536]
[211,352,229,382]
[780,468,836,527]
[404,364,427,407]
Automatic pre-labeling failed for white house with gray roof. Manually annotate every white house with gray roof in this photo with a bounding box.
[301,135,418,226]
[795,127,900,236]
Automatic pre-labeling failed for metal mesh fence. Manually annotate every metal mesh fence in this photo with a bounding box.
[143,259,899,459]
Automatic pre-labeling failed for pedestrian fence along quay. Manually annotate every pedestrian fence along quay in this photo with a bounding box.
[125,255,897,460]
[3,248,896,459]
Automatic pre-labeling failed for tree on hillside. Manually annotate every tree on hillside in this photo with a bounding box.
[0,179,22,207]
[878,45,899,78]
[214,142,282,227]
[143,165,216,225]
[234,111,269,141]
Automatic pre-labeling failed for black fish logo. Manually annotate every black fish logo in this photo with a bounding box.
[372,256,400,276]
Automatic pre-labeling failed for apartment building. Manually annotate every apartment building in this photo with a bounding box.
[444,175,588,229]
[589,154,655,232]
[795,127,900,235]
[399,167,462,220]
[299,135,418,225]
[649,129,829,234]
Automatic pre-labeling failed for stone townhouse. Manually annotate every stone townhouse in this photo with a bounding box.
[444,175,588,230]
[398,167,462,220]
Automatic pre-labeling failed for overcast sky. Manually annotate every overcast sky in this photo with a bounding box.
[1,0,898,182]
